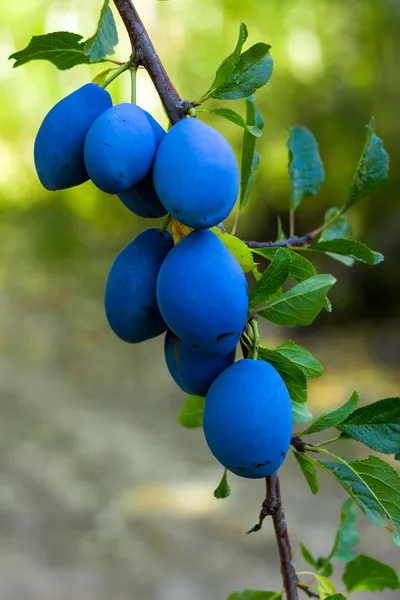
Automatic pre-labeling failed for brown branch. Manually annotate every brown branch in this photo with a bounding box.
[112,0,188,124]
[247,473,299,600]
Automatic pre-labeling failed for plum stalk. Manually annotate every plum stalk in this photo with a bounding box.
[111,2,302,598]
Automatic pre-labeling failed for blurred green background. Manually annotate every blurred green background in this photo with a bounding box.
[0,1,399,599]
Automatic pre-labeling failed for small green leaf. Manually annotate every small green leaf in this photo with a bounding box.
[309,239,384,266]
[312,573,335,599]
[293,451,319,494]
[300,543,318,568]
[92,67,113,86]
[275,340,323,380]
[84,0,118,62]
[346,118,389,211]
[277,216,287,241]
[320,208,352,242]
[201,23,248,101]
[214,469,231,499]
[249,248,291,309]
[324,595,347,600]
[349,455,400,546]
[338,397,400,456]
[212,43,274,100]
[292,402,313,425]
[302,392,359,435]
[343,555,400,593]
[9,32,90,70]
[207,108,261,137]
[329,499,359,563]
[240,96,263,210]
[258,274,336,327]
[212,229,256,273]
[314,459,388,529]
[252,248,316,283]
[287,126,325,211]
[227,592,282,600]
[258,346,307,403]
[178,395,205,428]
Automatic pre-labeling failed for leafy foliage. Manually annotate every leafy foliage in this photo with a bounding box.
[249,248,291,309]
[338,397,400,456]
[212,229,256,273]
[206,107,262,137]
[84,0,119,62]
[258,346,307,403]
[258,274,336,327]
[292,403,313,425]
[214,469,231,499]
[293,451,319,494]
[178,395,205,428]
[239,96,263,209]
[274,340,323,379]
[9,32,91,70]
[328,499,359,563]
[309,239,384,265]
[227,592,282,600]
[302,392,359,435]
[287,126,325,210]
[346,118,389,210]
[342,555,400,593]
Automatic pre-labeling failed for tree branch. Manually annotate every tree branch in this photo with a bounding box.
[247,473,299,600]
[243,232,313,249]
[112,0,188,124]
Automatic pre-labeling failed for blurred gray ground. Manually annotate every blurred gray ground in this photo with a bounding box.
[0,243,399,600]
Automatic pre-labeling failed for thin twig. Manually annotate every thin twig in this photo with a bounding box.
[297,583,320,598]
[113,0,188,124]
[248,474,299,600]
[243,232,313,249]
[289,209,295,238]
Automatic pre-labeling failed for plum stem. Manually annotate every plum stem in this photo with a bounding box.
[249,317,260,360]
[130,67,137,104]
[112,0,190,124]
[248,473,300,600]
[101,61,131,89]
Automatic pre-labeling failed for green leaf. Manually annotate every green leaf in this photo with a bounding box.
[277,216,287,241]
[258,274,336,327]
[92,67,113,86]
[212,229,256,273]
[178,395,205,428]
[9,32,90,70]
[249,249,291,309]
[314,459,388,529]
[292,402,313,425]
[207,108,261,137]
[300,543,318,568]
[201,23,248,101]
[302,392,359,435]
[214,469,231,499]
[212,43,274,100]
[293,451,319,494]
[240,96,263,210]
[320,208,352,242]
[258,346,307,403]
[324,595,347,600]
[346,118,389,211]
[339,397,400,456]
[312,573,335,599]
[329,499,359,563]
[343,555,400,594]
[349,455,400,546]
[287,126,325,211]
[275,340,323,379]
[227,592,282,600]
[309,239,384,266]
[84,0,118,62]
[252,248,316,283]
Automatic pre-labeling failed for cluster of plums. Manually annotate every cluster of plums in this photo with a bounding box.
[34,82,293,479]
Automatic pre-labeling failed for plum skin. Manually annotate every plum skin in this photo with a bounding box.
[153,118,239,229]
[105,227,173,343]
[84,103,156,194]
[34,83,112,191]
[203,359,293,479]
[157,229,248,356]
[164,330,236,397]
[118,111,167,218]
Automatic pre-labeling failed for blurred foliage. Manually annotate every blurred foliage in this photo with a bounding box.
[1,0,399,319]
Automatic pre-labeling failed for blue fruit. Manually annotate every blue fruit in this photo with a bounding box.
[84,103,156,194]
[105,227,173,343]
[157,230,248,355]
[165,330,236,396]
[153,118,239,229]
[203,359,292,479]
[34,83,112,190]
[118,111,167,218]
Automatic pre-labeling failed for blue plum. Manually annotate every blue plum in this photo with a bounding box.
[105,227,173,343]
[153,118,239,228]
[164,330,236,396]
[118,111,167,218]
[34,83,112,190]
[203,359,292,479]
[84,103,156,194]
[157,229,248,355]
